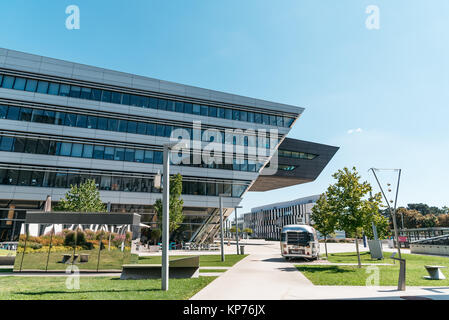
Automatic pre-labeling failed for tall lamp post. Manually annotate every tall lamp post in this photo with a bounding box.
[234,206,243,255]
[219,193,231,262]
[160,142,186,291]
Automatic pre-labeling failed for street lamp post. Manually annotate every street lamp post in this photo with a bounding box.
[234,206,243,255]
[161,142,186,291]
[218,193,231,262]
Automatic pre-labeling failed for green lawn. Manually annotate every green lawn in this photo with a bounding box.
[297,251,449,286]
[138,254,248,267]
[199,269,227,273]
[0,249,15,256]
[0,276,216,300]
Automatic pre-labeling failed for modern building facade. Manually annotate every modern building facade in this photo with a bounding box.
[243,195,320,240]
[0,48,337,243]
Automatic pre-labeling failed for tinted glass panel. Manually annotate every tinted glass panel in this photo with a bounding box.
[184,103,193,114]
[0,137,13,151]
[125,148,135,162]
[192,104,201,115]
[82,144,93,158]
[111,91,122,104]
[114,148,124,161]
[104,146,114,160]
[0,105,7,119]
[127,121,137,134]
[36,81,49,94]
[76,115,87,128]
[101,90,111,102]
[71,143,83,157]
[64,113,77,127]
[91,89,102,101]
[19,108,32,121]
[93,145,105,159]
[47,82,60,95]
[80,87,91,99]
[97,117,108,130]
[59,84,70,97]
[136,122,147,135]
[6,106,20,120]
[25,79,38,92]
[59,142,72,156]
[135,149,144,162]
[87,116,97,129]
[1,76,14,89]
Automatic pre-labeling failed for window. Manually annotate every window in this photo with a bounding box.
[200,105,208,116]
[147,123,155,136]
[48,141,58,155]
[270,115,277,126]
[254,113,262,124]
[149,98,158,109]
[58,84,70,97]
[184,103,193,114]
[64,113,77,127]
[25,79,38,92]
[75,115,87,128]
[130,95,139,106]
[19,108,32,121]
[30,171,44,187]
[104,146,114,160]
[144,150,154,163]
[6,106,20,120]
[54,112,65,125]
[97,117,108,130]
[127,121,137,134]
[43,110,55,124]
[80,87,91,99]
[225,108,232,120]
[87,116,97,129]
[12,77,26,91]
[111,91,122,104]
[24,139,38,153]
[135,149,144,162]
[192,104,201,115]
[18,170,31,186]
[247,112,254,123]
[55,172,67,188]
[156,124,165,137]
[118,120,128,132]
[157,99,167,110]
[91,89,102,101]
[107,118,118,131]
[136,122,147,135]
[1,76,15,89]
[114,148,125,161]
[232,109,240,121]
[13,138,25,153]
[276,116,284,127]
[47,82,60,95]
[166,100,175,112]
[0,105,7,119]
[71,143,83,157]
[31,109,44,123]
[154,151,163,164]
[82,144,93,158]
[208,106,217,117]
[100,176,112,190]
[217,107,225,118]
[0,136,13,151]
[125,148,135,162]
[240,111,248,122]
[93,145,105,159]
[101,90,111,103]
[175,101,184,113]
[36,140,50,154]
[69,86,81,98]
[59,142,72,156]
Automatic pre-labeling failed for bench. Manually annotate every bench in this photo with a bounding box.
[0,256,15,266]
[424,265,447,280]
[120,256,200,280]
[80,254,89,263]
[60,254,82,264]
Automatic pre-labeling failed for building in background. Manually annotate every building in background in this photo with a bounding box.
[0,48,337,243]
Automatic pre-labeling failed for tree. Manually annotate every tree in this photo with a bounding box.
[311,193,338,258]
[243,228,253,239]
[325,167,383,268]
[154,173,184,233]
[230,226,241,234]
[150,228,162,245]
[56,179,105,212]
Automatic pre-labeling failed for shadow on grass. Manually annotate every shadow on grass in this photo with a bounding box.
[296,266,355,274]
[14,288,160,296]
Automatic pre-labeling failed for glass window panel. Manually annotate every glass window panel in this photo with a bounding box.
[55,172,67,188]
[118,120,128,132]
[25,139,38,153]
[13,138,25,152]
[0,136,14,151]
[93,145,105,159]
[217,107,225,118]
[225,108,232,120]
[175,101,184,113]
[12,78,26,90]
[165,125,173,138]
[100,176,112,190]
[149,97,158,109]
[58,84,70,97]
[87,116,97,129]
[18,170,31,186]
[80,87,91,99]
[121,93,130,105]
[7,106,20,120]
[156,124,165,136]
[130,95,139,106]
[192,104,201,115]
[154,151,163,164]
[25,79,38,92]
[125,148,135,162]
[67,173,81,187]
[59,142,72,156]
[136,122,147,135]
[91,89,102,101]
[208,106,217,117]
[42,171,56,187]
[107,118,118,131]
[284,117,294,127]
[76,114,87,128]
[166,100,175,111]
[19,108,32,121]
[30,171,44,187]
[276,115,284,127]
[48,141,58,155]
[144,150,154,163]
[71,143,83,157]
[135,149,144,162]
[31,109,44,122]
[0,105,7,119]
[262,114,270,125]
[247,112,255,123]
[232,109,240,120]
[147,123,155,136]
[184,103,193,114]
[111,176,122,191]
[141,96,149,108]
[2,76,15,89]
[114,148,124,161]
[254,113,262,124]
[111,91,122,104]
[104,146,114,160]
[127,121,137,134]
[157,99,167,110]
[200,105,208,116]
[69,86,81,98]
[97,117,108,130]
[47,82,60,95]
[54,112,65,125]
[101,90,111,103]
[64,113,77,127]
[240,111,248,122]
[43,110,55,124]
[82,144,93,158]
[36,139,50,155]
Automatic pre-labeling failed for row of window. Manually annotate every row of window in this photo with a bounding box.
[0,104,277,149]
[0,168,247,197]
[277,149,317,160]
[0,73,295,127]
[0,135,264,172]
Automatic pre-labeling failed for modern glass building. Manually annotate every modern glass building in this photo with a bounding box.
[0,48,337,243]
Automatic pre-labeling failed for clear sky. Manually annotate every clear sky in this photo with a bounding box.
[1,1,448,217]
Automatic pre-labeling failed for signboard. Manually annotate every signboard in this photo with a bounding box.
[398,236,408,243]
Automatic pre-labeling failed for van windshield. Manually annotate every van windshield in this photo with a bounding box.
[281,231,312,245]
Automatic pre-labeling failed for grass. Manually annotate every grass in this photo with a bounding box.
[0,249,15,256]
[199,269,227,273]
[138,254,248,267]
[297,251,449,286]
[0,276,216,300]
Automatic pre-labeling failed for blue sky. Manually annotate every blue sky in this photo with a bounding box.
[1,1,448,215]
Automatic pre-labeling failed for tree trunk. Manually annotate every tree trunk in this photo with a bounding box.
[355,236,361,268]
[324,235,328,258]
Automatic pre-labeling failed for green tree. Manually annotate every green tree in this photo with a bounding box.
[150,228,162,245]
[325,167,383,268]
[230,226,241,233]
[154,173,184,233]
[243,228,253,239]
[56,179,105,212]
[311,193,338,258]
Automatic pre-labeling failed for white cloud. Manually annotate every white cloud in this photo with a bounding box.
[347,128,363,134]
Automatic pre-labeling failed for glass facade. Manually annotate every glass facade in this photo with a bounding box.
[278,149,318,160]
[0,167,248,197]
[0,73,296,128]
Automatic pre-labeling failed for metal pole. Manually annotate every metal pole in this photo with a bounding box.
[235,207,240,255]
[219,195,225,262]
[161,146,170,291]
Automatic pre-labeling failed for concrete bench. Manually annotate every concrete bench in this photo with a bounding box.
[0,256,15,266]
[424,265,447,280]
[80,254,89,263]
[120,256,200,280]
